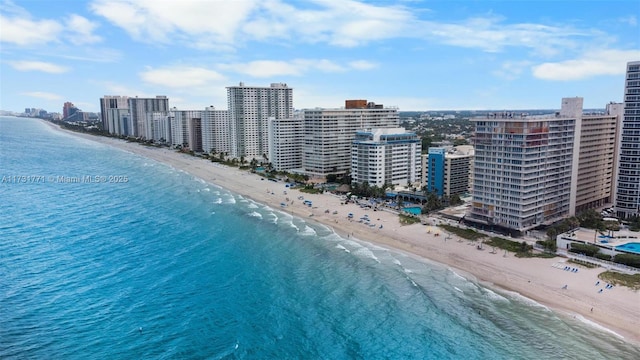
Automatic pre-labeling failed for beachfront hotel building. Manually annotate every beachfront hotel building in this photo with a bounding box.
[128,96,170,138]
[350,128,421,187]
[99,95,130,135]
[614,60,640,220]
[303,100,400,177]
[227,82,294,160]
[201,107,230,155]
[268,113,304,171]
[468,97,622,235]
[424,145,474,198]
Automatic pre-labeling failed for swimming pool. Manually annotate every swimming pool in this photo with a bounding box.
[403,206,422,215]
[615,242,640,255]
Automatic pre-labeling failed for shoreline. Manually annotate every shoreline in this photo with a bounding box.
[46,122,640,345]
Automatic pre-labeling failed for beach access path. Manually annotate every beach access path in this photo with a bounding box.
[51,124,640,344]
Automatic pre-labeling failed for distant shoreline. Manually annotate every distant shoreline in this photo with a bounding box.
[41,119,640,346]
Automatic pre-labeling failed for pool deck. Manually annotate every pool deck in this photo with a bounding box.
[558,228,640,255]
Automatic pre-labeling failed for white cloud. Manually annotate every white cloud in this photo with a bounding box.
[66,14,102,45]
[99,81,149,98]
[88,0,599,56]
[0,14,63,45]
[140,66,227,88]
[220,60,304,78]
[40,48,122,63]
[9,60,69,73]
[422,16,592,56]
[532,50,640,81]
[21,91,63,100]
[218,58,377,78]
[619,15,637,26]
[90,0,258,44]
[90,0,416,48]
[0,3,101,46]
[349,60,378,70]
[219,59,343,77]
[492,61,532,81]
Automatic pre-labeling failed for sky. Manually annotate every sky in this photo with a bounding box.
[1,0,639,113]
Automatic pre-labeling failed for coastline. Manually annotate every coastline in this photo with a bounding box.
[47,122,640,345]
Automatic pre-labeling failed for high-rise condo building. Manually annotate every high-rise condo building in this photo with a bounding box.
[351,128,421,187]
[614,60,640,219]
[202,106,230,155]
[303,100,399,177]
[575,102,623,213]
[227,82,293,159]
[145,111,171,144]
[100,96,129,135]
[424,146,474,198]
[63,102,76,120]
[268,113,304,171]
[128,96,169,138]
[171,109,201,151]
[468,98,622,235]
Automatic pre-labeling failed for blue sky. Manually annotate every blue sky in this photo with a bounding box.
[1,0,639,113]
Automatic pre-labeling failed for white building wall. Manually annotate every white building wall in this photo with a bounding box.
[202,107,230,154]
[304,107,400,177]
[268,115,304,171]
[351,128,420,187]
[100,96,129,135]
[227,82,293,159]
[470,109,576,232]
[615,61,640,219]
[145,111,170,143]
[128,96,169,138]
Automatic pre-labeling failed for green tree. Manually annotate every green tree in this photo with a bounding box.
[449,194,463,206]
[422,191,442,214]
[628,215,640,232]
[577,209,605,231]
[613,253,640,268]
[569,243,600,257]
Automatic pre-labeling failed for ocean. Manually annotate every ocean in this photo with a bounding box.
[1,116,638,359]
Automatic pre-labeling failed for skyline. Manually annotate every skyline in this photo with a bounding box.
[1,0,639,113]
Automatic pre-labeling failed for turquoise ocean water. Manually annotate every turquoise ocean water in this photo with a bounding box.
[1,116,639,359]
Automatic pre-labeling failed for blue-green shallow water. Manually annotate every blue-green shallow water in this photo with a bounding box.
[1,117,639,359]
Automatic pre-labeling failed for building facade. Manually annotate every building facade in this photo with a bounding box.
[227,82,293,159]
[128,96,169,138]
[425,148,446,196]
[303,101,399,177]
[170,109,200,149]
[575,102,623,213]
[469,104,577,233]
[100,95,129,135]
[268,114,304,171]
[425,146,474,198]
[145,111,171,143]
[351,128,421,187]
[469,97,623,234]
[614,60,640,219]
[201,107,230,155]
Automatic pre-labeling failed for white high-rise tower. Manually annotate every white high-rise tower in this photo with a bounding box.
[227,82,293,159]
[614,60,640,219]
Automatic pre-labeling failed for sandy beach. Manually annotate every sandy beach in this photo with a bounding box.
[51,123,640,344]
